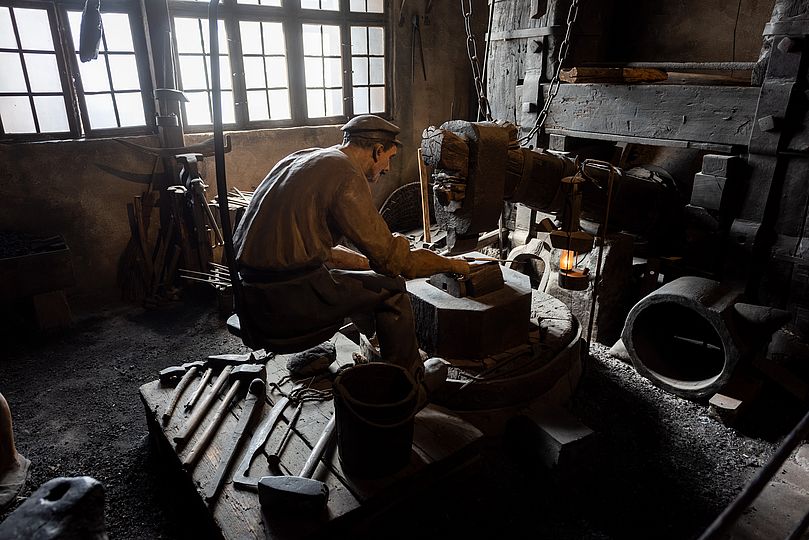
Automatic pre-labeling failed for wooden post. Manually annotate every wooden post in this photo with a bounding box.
[417,148,432,243]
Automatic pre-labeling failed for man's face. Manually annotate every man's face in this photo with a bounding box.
[367,144,397,183]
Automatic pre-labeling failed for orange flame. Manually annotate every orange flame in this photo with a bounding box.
[559,250,576,271]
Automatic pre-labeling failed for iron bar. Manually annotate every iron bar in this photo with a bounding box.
[584,61,756,71]
[698,407,809,540]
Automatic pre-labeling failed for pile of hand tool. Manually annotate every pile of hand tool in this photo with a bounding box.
[157,347,340,514]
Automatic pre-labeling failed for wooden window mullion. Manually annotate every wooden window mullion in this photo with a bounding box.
[285,2,306,124]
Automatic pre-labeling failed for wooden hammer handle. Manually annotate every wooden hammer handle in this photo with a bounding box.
[300,415,337,479]
[183,379,242,468]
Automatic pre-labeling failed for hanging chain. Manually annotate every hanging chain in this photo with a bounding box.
[461,0,492,122]
[519,0,580,145]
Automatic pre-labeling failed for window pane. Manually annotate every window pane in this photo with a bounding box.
[322,26,340,56]
[352,57,368,85]
[243,57,266,89]
[102,13,134,52]
[306,89,324,118]
[85,93,117,129]
[201,19,228,54]
[266,57,288,88]
[108,54,140,91]
[221,90,235,123]
[66,12,82,51]
[262,22,285,55]
[247,89,269,121]
[325,88,341,116]
[304,58,323,87]
[174,18,204,54]
[0,8,16,49]
[369,57,384,85]
[349,0,365,11]
[185,91,211,125]
[370,86,384,113]
[115,92,145,127]
[368,27,384,55]
[24,54,62,93]
[77,54,111,92]
[239,21,262,55]
[238,0,282,4]
[34,96,69,132]
[324,58,341,87]
[302,0,338,9]
[15,8,53,51]
[350,27,367,55]
[208,55,232,90]
[302,25,322,56]
[367,0,384,13]
[178,56,207,89]
[0,96,35,133]
[0,53,27,93]
[268,89,290,119]
[353,87,368,115]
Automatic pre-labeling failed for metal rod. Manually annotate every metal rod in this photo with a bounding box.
[698,407,809,540]
[209,0,253,344]
[417,148,432,244]
[583,61,756,71]
[586,161,617,347]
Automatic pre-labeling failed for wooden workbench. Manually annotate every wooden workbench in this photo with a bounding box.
[139,341,483,540]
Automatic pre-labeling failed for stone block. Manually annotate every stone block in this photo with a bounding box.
[505,403,594,470]
[408,264,531,359]
[701,154,744,178]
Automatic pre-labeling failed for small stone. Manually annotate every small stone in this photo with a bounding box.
[286,342,336,377]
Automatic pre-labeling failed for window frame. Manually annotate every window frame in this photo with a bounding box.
[0,0,156,142]
[168,0,390,132]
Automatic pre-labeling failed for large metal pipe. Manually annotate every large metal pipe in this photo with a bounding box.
[622,276,790,399]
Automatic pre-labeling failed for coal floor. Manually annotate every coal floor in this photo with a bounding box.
[0,293,790,539]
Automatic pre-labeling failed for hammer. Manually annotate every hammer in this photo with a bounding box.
[184,350,267,413]
[161,361,205,426]
[174,353,266,447]
[257,415,336,514]
[182,363,266,468]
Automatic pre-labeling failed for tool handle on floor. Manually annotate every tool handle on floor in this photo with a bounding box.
[300,415,337,479]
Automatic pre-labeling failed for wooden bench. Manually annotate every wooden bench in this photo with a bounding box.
[139,340,483,539]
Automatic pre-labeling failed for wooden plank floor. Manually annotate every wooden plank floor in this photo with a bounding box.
[139,335,483,540]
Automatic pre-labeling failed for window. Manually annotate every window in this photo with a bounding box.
[169,0,388,131]
[0,1,154,141]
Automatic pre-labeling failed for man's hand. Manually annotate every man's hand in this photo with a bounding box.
[401,249,471,279]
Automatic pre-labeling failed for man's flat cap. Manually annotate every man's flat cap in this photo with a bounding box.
[341,114,402,146]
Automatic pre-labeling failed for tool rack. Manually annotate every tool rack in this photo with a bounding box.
[139,334,483,539]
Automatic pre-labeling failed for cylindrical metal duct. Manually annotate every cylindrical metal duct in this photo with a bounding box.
[622,276,789,399]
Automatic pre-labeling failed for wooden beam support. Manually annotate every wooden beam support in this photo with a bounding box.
[543,84,760,148]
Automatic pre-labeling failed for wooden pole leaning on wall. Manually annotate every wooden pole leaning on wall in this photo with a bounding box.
[417,148,432,243]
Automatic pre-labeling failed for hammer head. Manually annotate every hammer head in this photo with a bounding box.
[158,361,205,385]
[258,475,329,514]
[230,363,266,384]
[207,351,268,371]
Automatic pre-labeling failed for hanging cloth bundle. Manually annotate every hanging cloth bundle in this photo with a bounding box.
[79,0,102,62]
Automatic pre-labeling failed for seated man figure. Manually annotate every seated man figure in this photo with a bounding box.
[233,115,469,381]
